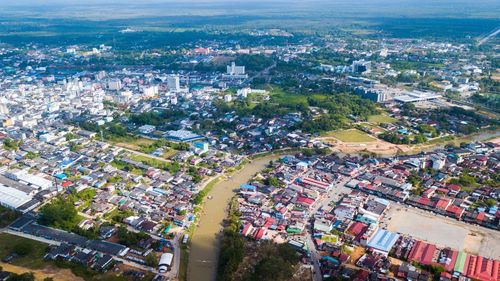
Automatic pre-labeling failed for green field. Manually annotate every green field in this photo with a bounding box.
[368,114,398,124]
[0,233,49,269]
[327,129,376,142]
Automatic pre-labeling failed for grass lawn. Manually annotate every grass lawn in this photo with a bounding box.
[161,148,177,159]
[111,137,155,151]
[0,233,49,269]
[368,114,398,124]
[327,129,376,142]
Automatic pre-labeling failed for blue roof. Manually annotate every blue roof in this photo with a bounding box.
[366,229,399,253]
[240,184,256,191]
[54,173,67,180]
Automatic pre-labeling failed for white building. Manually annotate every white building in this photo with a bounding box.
[167,75,180,92]
[0,184,33,210]
[227,62,246,75]
[224,94,232,102]
[138,125,156,134]
[108,79,122,91]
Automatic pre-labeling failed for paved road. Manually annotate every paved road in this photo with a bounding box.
[304,178,350,281]
[1,228,156,273]
[477,27,500,46]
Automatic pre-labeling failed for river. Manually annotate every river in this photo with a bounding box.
[187,156,278,281]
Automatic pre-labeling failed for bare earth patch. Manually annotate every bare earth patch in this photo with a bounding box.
[383,205,500,259]
[0,262,84,281]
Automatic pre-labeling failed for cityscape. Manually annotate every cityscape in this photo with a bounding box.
[0,1,499,281]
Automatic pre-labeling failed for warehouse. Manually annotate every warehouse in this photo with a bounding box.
[0,183,33,210]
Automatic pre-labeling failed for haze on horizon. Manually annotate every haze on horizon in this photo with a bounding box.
[1,0,499,20]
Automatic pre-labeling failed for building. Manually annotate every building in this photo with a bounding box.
[158,253,173,273]
[354,87,387,103]
[227,62,245,75]
[224,94,232,102]
[366,229,400,255]
[393,91,440,103]
[0,184,33,210]
[138,125,156,134]
[164,130,203,142]
[107,79,122,91]
[167,75,180,92]
[352,60,371,74]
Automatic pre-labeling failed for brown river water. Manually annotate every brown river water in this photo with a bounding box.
[187,156,278,281]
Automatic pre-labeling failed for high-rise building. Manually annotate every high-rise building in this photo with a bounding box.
[227,62,246,75]
[352,60,371,74]
[107,79,122,91]
[167,75,180,92]
[354,87,386,103]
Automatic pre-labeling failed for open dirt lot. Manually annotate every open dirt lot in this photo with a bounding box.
[317,136,411,156]
[383,204,500,260]
[0,262,84,281]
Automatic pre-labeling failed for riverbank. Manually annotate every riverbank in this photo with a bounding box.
[186,155,279,281]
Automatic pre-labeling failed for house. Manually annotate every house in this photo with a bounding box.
[408,240,437,265]
[366,229,399,256]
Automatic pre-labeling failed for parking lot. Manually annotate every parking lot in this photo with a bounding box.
[382,204,500,260]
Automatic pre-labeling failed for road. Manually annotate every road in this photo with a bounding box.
[304,178,350,281]
[477,27,500,46]
[0,228,157,274]
[247,62,276,83]
[98,141,174,164]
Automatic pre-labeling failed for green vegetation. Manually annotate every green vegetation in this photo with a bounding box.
[110,160,144,175]
[217,197,300,281]
[326,129,376,142]
[3,138,21,151]
[0,205,21,227]
[130,109,185,127]
[0,233,48,269]
[367,114,397,124]
[38,197,81,231]
[449,174,478,192]
[129,154,182,174]
[217,197,245,281]
[116,226,151,247]
[193,177,221,205]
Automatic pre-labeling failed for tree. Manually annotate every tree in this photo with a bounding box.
[145,253,158,267]
[266,176,280,187]
[13,243,32,256]
[7,272,35,281]
[38,198,79,230]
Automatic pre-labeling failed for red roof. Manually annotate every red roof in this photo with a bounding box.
[346,222,368,236]
[476,212,486,221]
[436,198,451,210]
[264,217,276,228]
[242,223,252,236]
[254,228,265,240]
[296,196,315,205]
[446,205,465,219]
[447,184,461,191]
[408,240,437,265]
[465,255,499,281]
[417,197,432,206]
[61,180,73,188]
[301,177,329,189]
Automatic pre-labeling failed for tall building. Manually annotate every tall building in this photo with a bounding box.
[227,62,246,75]
[352,60,371,74]
[354,87,386,103]
[107,79,122,91]
[167,75,180,92]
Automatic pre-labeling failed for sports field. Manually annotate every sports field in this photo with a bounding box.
[367,114,398,124]
[327,129,376,142]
